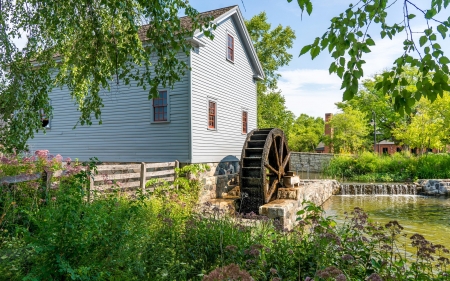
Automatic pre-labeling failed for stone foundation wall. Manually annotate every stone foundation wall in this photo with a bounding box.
[289,153,334,173]
[259,180,340,230]
[196,163,239,205]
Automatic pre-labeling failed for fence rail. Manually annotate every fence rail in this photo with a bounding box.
[0,161,179,195]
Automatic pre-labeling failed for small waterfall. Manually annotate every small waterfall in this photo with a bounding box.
[340,183,418,195]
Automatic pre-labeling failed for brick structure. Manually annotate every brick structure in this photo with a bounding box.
[323,113,333,153]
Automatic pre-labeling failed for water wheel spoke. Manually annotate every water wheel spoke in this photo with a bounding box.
[279,135,284,165]
[265,179,278,203]
[281,151,291,171]
[264,162,279,176]
[272,137,281,167]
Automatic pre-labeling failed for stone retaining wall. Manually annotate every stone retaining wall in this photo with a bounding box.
[417,179,450,196]
[289,152,334,173]
[259,180,340,230]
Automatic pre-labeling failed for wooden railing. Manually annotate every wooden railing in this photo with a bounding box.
[0,161,179,195]
[92,161,179,192]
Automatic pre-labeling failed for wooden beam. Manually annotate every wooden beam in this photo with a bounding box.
[145,162,176,169]
[96,164,140,171]
[93,172,141,181]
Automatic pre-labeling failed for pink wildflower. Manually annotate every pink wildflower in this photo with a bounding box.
[55,154,63,162]
[35,150,49,159]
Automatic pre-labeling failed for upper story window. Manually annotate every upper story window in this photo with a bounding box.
[153,90,168,122]
[40,102,51,128]
[208,101,216,129]
[242,111,248,134]
[40,110,50,128]
[227,34,234,62]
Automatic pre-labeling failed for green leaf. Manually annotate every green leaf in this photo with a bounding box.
[439,56,450,64]
[311,46,320,59]
[366,38,375,46]
[408,14,416,19]
[419,36,428,47]
[343,89,353,101]
[339,57,345,66]
[425,8,437,19]
[329,62,337,74]
[337,67,344,78]
[306,1,313,15]
[299,44,312,56]
[437,24,448,39]
[381,31,386,39]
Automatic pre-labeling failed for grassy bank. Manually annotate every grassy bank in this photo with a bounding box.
[1,152,450,280]
[323,152,450,182]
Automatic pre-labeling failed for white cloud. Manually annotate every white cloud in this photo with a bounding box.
[277,36,408,119]
[278,69,342,119]
[362,36,405,77]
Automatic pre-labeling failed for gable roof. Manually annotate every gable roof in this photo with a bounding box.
[138,5,264,80]
[137,6,237,42]
[195,6,264,80]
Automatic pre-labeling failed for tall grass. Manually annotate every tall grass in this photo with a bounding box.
[1,152,450,280]
[323,152,450,182]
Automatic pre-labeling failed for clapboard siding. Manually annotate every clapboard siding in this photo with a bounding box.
[190,16,257,163]
[28,54,191,163]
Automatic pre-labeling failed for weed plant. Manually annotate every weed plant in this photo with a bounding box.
[323,152,450,182]
[1,152,449,280]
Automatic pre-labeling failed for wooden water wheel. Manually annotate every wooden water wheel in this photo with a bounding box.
[239,128,291,214]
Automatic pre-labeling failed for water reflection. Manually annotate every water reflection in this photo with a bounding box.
[324,195,450,247]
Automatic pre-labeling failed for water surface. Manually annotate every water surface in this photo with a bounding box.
[323,195,450,247]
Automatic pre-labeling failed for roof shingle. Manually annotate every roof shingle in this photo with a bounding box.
[138,5,237,41]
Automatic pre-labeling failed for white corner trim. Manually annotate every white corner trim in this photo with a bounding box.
[188,37,206,47]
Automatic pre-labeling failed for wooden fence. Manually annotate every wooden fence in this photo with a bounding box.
[92,161,179,192]
[0,161,179,195]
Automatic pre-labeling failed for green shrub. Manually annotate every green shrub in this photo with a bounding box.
[1,154,450,280]
[324,152,450,182]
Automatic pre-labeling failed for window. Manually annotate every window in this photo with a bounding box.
[227,34,234,62]
[242,111,247,134]
[40,102,51,128]
[382,147,388,154]
[396,147,402,152]
[153,91,168,122]
[208,101,216,129]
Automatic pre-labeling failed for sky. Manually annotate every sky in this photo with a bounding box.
[189,0,450,119]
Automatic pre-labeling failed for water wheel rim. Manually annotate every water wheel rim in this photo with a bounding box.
[261,128,290,203]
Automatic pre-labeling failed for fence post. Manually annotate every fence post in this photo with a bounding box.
[174,160,179,189]
[86,166,94,202]
[45,170,52,200]
[140,162,146,193]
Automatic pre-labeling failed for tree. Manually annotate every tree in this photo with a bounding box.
[288,114,324,152]
[326,108,370,154]
[257,91,295,133]
[392,93,450,153]
[336,67,420,142]
[245,12,296,132]
[292,0,450,114]
[0,0,214,151]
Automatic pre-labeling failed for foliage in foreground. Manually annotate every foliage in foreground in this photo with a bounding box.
[1,153,450,280]
[324,152,450,182]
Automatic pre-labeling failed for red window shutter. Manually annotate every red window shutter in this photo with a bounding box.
[242,111,247,134]
[227,34,234,61]
[209,101,216,129]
